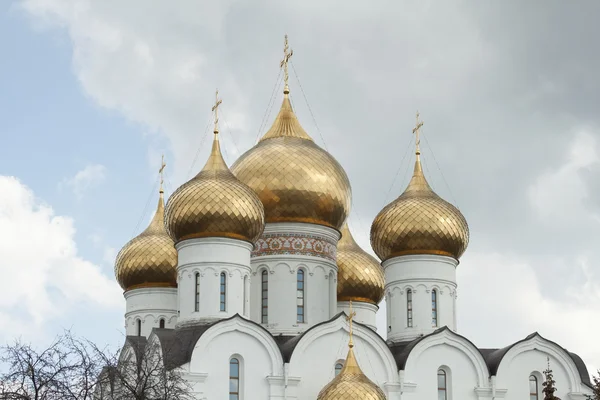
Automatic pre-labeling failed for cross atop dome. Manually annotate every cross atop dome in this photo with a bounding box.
[159,154,166,194]
[412,111,424,156]
[212,89,222,134]
[280,34,293,94]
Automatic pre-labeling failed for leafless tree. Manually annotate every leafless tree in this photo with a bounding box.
[0,331,192,400]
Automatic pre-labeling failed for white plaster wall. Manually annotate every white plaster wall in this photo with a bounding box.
[384,254,458,342]
[288,320,399,400]
[337,301,378,331]
[495,337,592,400]
[250,222,339,335]
[176,237,252,326]
[187,318,284,400]
[124,287,177,337]
[403,343,485,400]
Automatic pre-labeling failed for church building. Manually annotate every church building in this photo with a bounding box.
[112,37,593,400]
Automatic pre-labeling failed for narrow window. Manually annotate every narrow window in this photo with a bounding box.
[159,318,165,329]
[230,358,240,400]
[335,362,344,376]
[136,319,141,337]
[220,272,227,312]
[195,272,200,312]
[529,375,538,400]
[407,289,413,328]
[297,269,305,323]
[261,270,268,324]
[432,289,438,327]
[437,369,447,400]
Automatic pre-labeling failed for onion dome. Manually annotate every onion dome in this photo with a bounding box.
[231,38,351,230]
[317,308,386,400]
[337,224,385,305]
[370,115,469,262]
[165,104,265,244]
[115,189,178,291]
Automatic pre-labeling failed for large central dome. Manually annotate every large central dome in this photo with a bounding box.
[231,89,351,230]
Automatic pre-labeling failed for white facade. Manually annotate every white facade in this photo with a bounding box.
[337,300,378,331]
[176,237,253,327]
[384,254,458,342]
[124,287,177,337]
[249,222,340,335]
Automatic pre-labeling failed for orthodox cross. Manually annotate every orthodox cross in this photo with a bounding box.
[412,111,424,155]
[212,89,222,133]
[159,155,166,193]
[346,300,357,347]
[280,35,293,92]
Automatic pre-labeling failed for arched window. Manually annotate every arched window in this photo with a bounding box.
[220,273,227,312]
[437,369,447,400]
[297,269,305,323]
[261,270,268,324]
[136,319,141,337]
[529,375,539,400]
[159,318,165,329]
[195,272,200,312]
[335,362,344,376]
[229,357,240,400]
[432,289,438,327]
[407,289,413,328]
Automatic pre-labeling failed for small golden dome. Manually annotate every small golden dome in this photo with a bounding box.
[370,154,469,262]
[337,224,385,305]
[115,191,178,291]
[231,90,351,230]
[165,132,265,244]
[317,327,386,400]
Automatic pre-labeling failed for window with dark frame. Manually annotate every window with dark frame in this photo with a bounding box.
[136,319,141,337]
[437,369,447,400]
[529,375,539,400]
[407,289,413,327]
[261,270,268,324]
[334,362,343,376]
[220,272,227,312]
[195,272,200,312]
[432,289,438,327]
[159,318,165,329]
[229,358,240,400]
[297,269,305,323]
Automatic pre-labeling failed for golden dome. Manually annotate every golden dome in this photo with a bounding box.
[370,152,469,262]
[165,131,265,244]
[337,224,385,305]
[115,190,178,291]
[317,316,386,400]
[231,89,351,230]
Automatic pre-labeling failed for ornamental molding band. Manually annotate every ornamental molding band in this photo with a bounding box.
[252,232,337,261]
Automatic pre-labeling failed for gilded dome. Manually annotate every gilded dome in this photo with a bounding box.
[317,339,386,400]
[370,153,469,262]
[165,132,265,244]
[337,224,385,305]
[231,89,351,230]
[115,191,178,291]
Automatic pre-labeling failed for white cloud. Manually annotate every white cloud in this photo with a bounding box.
[528,130,599,221]
[0,176,122,340]
[62,164,107,199]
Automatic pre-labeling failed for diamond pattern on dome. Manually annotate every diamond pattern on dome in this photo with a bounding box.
[165,135,265,243]
[317,347,386,400]
[337,224,384,305]
[115,195,178,291]
[371,158,469,261]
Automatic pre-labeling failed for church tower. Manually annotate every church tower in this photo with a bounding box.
[164,92,265,327]
[231,36,352,335]
[114,163,178,337]
[370,113,469,342]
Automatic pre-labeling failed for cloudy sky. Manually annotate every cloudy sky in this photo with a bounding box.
[1,0,599,375]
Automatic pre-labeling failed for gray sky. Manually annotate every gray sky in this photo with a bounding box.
[3,0,599,375]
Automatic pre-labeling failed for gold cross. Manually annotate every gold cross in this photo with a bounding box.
[280,34,293,92]
[346,300,357,347]
[158,154,166,193]
[212,89,223,134]
[412,111,424,155]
